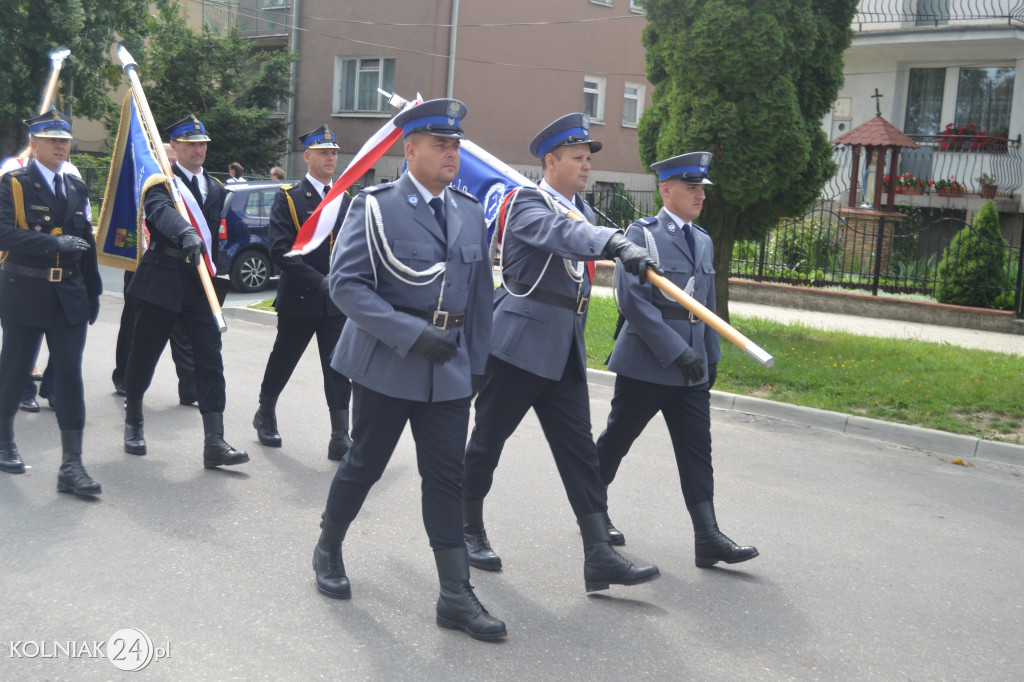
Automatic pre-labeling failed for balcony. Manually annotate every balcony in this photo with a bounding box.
[825,133,1023,209]
[853,0,1024,31]
[236,0,291,44]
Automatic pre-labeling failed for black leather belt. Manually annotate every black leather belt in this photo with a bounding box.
[150,245,185,259]
[504,279,589,314]
[658,306,699,323]
[1,262,78,282]
[396,307,466,330]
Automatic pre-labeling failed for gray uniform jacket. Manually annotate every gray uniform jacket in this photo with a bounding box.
[328,172,492,403]
[492,186,618,381]
[607,207,721,386]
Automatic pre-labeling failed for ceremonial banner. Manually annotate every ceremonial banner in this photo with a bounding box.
[95,93,164,270]
[286,97,423,256]
[451,146,528,243]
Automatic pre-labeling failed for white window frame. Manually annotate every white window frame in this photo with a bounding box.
[333,56,396,117]
[630,0,645,12]
[262,0,289,8]
[622,82,645,127]
[583,76,607,124]
[590,0,613,6]
[903,64,1015,136]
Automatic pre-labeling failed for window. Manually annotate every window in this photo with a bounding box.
[335,57,396,114]
[622,82,645,127]
[583,76,606,123]
[590,0,613,5]
[262,0,289,8]
[630,0,644,11]
[904,65,1015,138]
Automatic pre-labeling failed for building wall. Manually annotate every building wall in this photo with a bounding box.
[291,0,654,190]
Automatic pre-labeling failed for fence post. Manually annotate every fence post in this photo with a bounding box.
[756,238,766,281]
[1016,221,1024,318]
[871,215,886,296]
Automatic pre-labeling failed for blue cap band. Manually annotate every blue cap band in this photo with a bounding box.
[536,126,589,159]
[401,114,462,136]
[302,132,333,148]
[657,164,708,181]
[170,121,207,140]
[28,119,71,136]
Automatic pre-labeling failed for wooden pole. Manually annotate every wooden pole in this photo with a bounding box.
[116,45,227,332]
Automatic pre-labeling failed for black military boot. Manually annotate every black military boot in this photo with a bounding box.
[578,512,660,592]
[56,429,102,496]
[253,392,281,447]
[327,409,352,461]
[688,501,759,568]
[202,412,250,468]
[462,498,501,571]
[0,414,25,474]
[312,514,351,599]
[605,511,625,546]
[124,398,146,455]
[434,547,507,641]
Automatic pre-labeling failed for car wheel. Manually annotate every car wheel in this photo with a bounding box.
[231,249,271,292]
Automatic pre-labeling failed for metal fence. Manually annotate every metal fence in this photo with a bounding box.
[729,199,1024,316]
[853,0,1024,29]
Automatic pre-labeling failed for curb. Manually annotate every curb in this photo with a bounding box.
[585,368,1023,468]
[217,303,1023,469]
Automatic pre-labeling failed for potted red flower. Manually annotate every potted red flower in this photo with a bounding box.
[978,173,998,199]
[934,175,965,197]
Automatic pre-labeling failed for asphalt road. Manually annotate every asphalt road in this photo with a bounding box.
[3,292,1023,680]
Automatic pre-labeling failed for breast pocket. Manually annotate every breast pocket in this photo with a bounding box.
[458,242,483,289]
[392,239,442,269]
[696,261,715,301]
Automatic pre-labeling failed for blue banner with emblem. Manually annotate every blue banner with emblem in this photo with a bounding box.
[451,147,528,242]
[95,92,164,270]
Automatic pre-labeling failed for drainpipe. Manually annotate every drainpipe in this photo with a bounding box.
[446,0,459,97]
[286,0,301,175]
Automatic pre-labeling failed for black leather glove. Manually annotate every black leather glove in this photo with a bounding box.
[674,347,704,383]
[471,373,485,398]
[178,229,206,264]
[603,232,662,283]
[89,298,100,325]
[707,362,717,390]
[411,324,458,365]
[317,276,330,295]
[55,235,90,254]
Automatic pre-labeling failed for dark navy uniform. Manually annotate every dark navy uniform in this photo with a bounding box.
[0,111,103,495]
[596,151,758,568]
[313,99,506,641]
[254,124,353,458]
[460,112,660,593]
[122,114,248,469]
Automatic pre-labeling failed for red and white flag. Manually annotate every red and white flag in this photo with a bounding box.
[286,97,423,256]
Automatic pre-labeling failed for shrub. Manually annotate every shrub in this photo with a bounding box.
[770,217,841,270]
[935,201,1009,307]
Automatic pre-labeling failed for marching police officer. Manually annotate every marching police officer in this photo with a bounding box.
[312,99,505,641]
[253,125,353,459]
[122,114,249,469]
[460,113,661,592]
[0,111,103,495]
[596,152,758,568]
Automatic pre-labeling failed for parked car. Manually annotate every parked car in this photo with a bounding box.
[217,180,287,292]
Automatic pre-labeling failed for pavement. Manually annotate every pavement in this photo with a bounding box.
[2,277,1023,679]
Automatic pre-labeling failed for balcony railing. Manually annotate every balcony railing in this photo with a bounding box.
[235,0,292,39]
[823,134,1023,204]
[854,0,1024,30]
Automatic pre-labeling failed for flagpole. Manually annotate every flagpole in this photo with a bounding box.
[15,47,72,160]
[379,90,774,369]
[116,45,227,333]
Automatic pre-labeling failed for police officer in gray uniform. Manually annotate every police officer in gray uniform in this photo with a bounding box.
[596,152,758,568]
[312,99,505,641]
[0,111,102,495]
[461,113,661,592]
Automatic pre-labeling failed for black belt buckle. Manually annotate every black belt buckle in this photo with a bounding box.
[432,310,450,329]
[576,297,589,315]
[48,267,63,282]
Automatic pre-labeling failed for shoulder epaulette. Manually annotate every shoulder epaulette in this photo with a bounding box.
[449,185,480,203]
[637,216,658,226]
[65,174,87,190]
[280,184,294,191]
[362,181,395,194]
[212,176,224,186]
[692,223,709,236]
[6,167,29,180]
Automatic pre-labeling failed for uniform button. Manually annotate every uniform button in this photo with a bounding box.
[412,250,418,256]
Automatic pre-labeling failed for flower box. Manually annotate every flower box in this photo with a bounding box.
[895,187,924,195]
[936,188,964,197]
[981,184,997,199]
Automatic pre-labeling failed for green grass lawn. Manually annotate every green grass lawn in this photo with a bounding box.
[584,295,1024,444]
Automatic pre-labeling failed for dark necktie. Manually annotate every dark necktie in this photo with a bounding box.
[53,174,66,214]
[573,194,585,215]
[428,196,447,237]
[323,184,331,199]
[188,174,202,205]
[681,222,696,257]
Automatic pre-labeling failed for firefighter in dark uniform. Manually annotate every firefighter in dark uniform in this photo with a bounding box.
[253,125,353,459]
[0,111,103,495]
[460,113,661,592]
[312,99,506,641]
[596,152,758,568]
[121,114,248,469]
